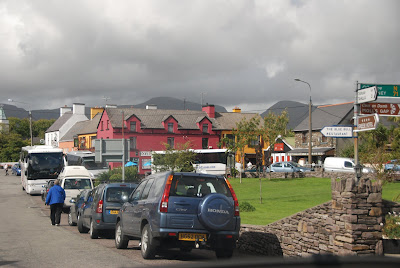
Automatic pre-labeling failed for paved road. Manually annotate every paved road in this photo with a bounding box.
[0,171,254,268]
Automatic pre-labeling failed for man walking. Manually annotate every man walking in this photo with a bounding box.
[45,179,65,226]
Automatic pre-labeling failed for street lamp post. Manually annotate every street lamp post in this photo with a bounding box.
[8,99,33,146]
[294,79,312,166]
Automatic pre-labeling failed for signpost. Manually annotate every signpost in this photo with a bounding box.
[360,102,400,116]
[355,114,379,132]
[321,126,353,138]
[357,86,377,104]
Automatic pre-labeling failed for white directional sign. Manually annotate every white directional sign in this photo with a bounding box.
[321,126,353,138]
[357,86,378,104]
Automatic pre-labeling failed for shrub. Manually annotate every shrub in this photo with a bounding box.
[239,201,256,212]
[382,212,400,239]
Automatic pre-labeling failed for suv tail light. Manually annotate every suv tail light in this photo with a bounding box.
[96,199,103,213]
[160,174,174,213]
[225,178,240,216]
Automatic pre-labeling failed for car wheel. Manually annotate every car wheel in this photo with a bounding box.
[215,248,233,259]
[68,211,76,226]
[115,221,129,249]
[77,214,89,233]
[89,219,99,239]
[141,224,156,259]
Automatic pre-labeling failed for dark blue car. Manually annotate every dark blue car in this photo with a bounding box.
[11,163,21,176]
[78,182,137,239]
[68,189,92,226]
[115,172,240,259]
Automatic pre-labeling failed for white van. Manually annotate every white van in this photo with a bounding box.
[323,157,373,173]
[58,166,94,210]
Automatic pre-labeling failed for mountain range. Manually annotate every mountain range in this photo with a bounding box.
[1,98,310,130]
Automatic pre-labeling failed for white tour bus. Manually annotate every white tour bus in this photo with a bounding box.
[20,145,64,195]
[151,149,236,175]
[64,151,108,178]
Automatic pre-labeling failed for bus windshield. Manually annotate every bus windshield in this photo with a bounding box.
[28,152,64,179]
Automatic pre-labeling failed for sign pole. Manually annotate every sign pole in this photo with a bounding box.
[354,82,359,181]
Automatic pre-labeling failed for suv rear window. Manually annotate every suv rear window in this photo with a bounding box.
[105,187,135,203]
[169,175,232,198]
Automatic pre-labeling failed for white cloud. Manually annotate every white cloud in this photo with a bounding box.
[0,0,399,112]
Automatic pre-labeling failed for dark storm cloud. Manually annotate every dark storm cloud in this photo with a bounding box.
[1,0,400,112]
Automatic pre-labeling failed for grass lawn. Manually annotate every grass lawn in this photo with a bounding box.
[229,177,400,226]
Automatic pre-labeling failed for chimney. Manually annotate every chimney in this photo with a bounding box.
[232,107,241,113]
[146,104,157,110]
[73,103,85,115]
[90,107,104,119]
[202,104,215,118]
[105,104,118,108]
[60,105,72,117]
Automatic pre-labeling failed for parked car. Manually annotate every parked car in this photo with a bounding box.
[78,182,137,239]
[41,179,55,202]
[323,157,374,173]
[11,163,21,176]
[58,166,94,212]
[68,188,92,226]
[115,171,240,259]
[385,159,400,171]
[266,161,311,173]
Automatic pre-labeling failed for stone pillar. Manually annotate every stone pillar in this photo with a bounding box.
[331,178,383,255]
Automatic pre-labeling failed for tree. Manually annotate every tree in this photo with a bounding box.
[152,141,196,172]
[33,119,56,139]
[261,110,290,177]
[220,116,261,183]
[96,166,139,185]
[0,132,29,162]
[358,123,400,182]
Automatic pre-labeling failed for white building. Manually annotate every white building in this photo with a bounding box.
[45,103,88,147]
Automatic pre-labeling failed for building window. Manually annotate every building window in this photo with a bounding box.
[321,135,328,143]
[106,120,110,130]
[130,137,137,150]
[168,123,174,133]
[101,121,104,131]
[202,123,208,133]
[302,132,307,144]
[202,138,208,149]
[130,121,137,132]
[249,136,260,147]
[167,137,174,148]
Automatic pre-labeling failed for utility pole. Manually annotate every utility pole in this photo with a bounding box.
[294,79,312,165]
[122,110,125,182]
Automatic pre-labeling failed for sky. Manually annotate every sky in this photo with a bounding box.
[1,0,400,113]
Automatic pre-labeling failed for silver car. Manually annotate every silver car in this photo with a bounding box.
[266,161,311,172]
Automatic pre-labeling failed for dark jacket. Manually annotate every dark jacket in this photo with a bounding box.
[45,184,66,205]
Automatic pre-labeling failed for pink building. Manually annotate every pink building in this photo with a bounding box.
[97,105,221,175]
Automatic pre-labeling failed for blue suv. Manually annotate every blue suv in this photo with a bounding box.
[78,182,137,239]
[115,171,240,259]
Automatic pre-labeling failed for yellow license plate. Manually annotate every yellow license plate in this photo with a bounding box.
[179,233,207,241]
[109,210,119,215]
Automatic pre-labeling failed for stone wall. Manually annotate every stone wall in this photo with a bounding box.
[238,178,399,257]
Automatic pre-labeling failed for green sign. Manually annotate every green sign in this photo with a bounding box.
[360,84,400,98]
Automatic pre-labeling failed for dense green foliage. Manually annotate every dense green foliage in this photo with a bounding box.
[0,117,55,162]
[152,141,196,172]
[95,166,139,186]
[0,133,29,162]
[229,177,400,225]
